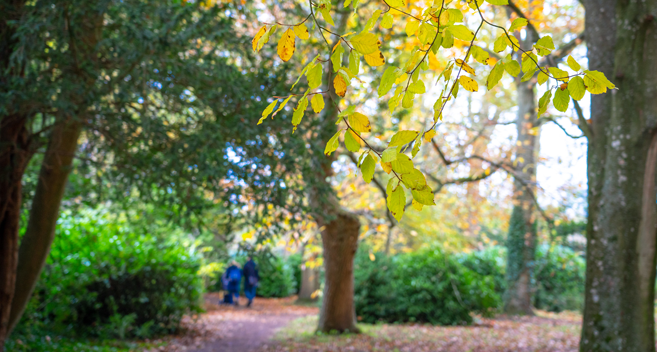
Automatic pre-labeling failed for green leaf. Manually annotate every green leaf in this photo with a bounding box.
[411,131,422,158]
[411,185,435,205]
[537,69,548,85]
[362,10,381,33]
[389,130,419,147]
[442,29,454,48]
[584,70,615,94]
[386,0,406,7]
[381,13,394,29]
[401,168,426,189]
[379,66,400,97]
[391,153,414,174]
[258,100,278,125]
[307,63,323,89]
[331,44,344,72]
[344,130,361,152]
[360,155,376,183]
[447,25,475,41]
[382,147,399,162]
[292,97,308,130]
[538,89,552,116]
[319,7,335,26]
[509,18,527,33]
[272,96,292,118]
[351,32,380,55]
[311,94,325,113]
[493,35,507,53]
[387,182,405,221]
[567,55,581,71]
[324,129,342,155]
[534,36,555,56]
[548,67,569,82]
[553,87,570,112]
[402,92,415,109]
[418,23,437,46]
[504,60,521,77]
[521,52,538,73]
[408,79,426,94]
[486,62,504,90]
[568,76,586,101]
[348,50,360,76]
[471,46,490,65]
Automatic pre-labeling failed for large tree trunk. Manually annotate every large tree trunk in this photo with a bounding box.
[580,0,657,350]
[7,119,82,334]
[0,1,30,349]
[0,116,31,350]
[504,31,539,316]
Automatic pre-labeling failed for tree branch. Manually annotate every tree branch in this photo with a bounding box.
[505,0,540,40]
[572,98,593,139]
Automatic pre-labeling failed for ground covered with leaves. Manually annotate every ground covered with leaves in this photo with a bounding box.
[259,311,580,352]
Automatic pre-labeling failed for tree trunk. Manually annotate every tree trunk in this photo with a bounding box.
[0,115,31,350]
[297,264,319,301]
[580,0,657,350]
[309,3,359,334]
[504,31,539,316]
[7,119,82,334]
[317,209,360,333]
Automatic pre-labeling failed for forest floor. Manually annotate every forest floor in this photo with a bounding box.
[155,294,581,352]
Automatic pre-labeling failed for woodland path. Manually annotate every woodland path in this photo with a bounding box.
[157,295,318,352]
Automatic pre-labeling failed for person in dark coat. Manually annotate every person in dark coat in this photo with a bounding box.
[222,261,242,306]
[242,257,259,307]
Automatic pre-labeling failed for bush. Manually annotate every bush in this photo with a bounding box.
[254,254,298,298]
[533,245,585,312]
[354,246,500,325]
[459,245,585,312]
[15,209,203,340]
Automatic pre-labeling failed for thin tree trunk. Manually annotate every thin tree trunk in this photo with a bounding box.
[504,31,539,316]
[309,3,359,334]
[0,115,32,350]
[7,119,82,334]
[298,264,319,301]
[580,0,657,350]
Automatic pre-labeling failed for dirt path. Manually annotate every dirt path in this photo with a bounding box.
[159,294,318,352]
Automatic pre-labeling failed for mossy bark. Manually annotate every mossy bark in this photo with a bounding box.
[580,0,657,350]
[504,31,539,316]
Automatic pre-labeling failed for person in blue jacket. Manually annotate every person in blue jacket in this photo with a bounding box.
[222,261,242,306]
[242,256,259,307]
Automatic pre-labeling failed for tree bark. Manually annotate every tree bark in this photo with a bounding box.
[580,0,657,350]
[297,263,319,301]
[7,119,82,334]
[0,115,31,350]
[504,30,539,316]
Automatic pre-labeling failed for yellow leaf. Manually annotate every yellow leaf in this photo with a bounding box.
[381,161,392,174]
[252,25,267,52]
[364,50,385,66]
[455,59,475,75]
[311,94,325,113]
[334,74,347,97]
[277,28,295,62]
[351,32,380,55]
[424,129,436,142]
[405,19,420,37]
[412,199,423,211]
[349,112,371,132]
[459,76,478,92]
[293,24,309,40]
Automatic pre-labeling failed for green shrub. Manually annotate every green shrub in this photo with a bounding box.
[459,245,585,312]
[533,245,585,312]
[254,255,297,298]
[354,246,500,325]
[14,208,203,340]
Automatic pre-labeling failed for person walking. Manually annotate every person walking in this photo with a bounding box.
[242,256,259,307]
[222,261,242,306]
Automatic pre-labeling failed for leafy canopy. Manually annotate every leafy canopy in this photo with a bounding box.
[252,0,613,220]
